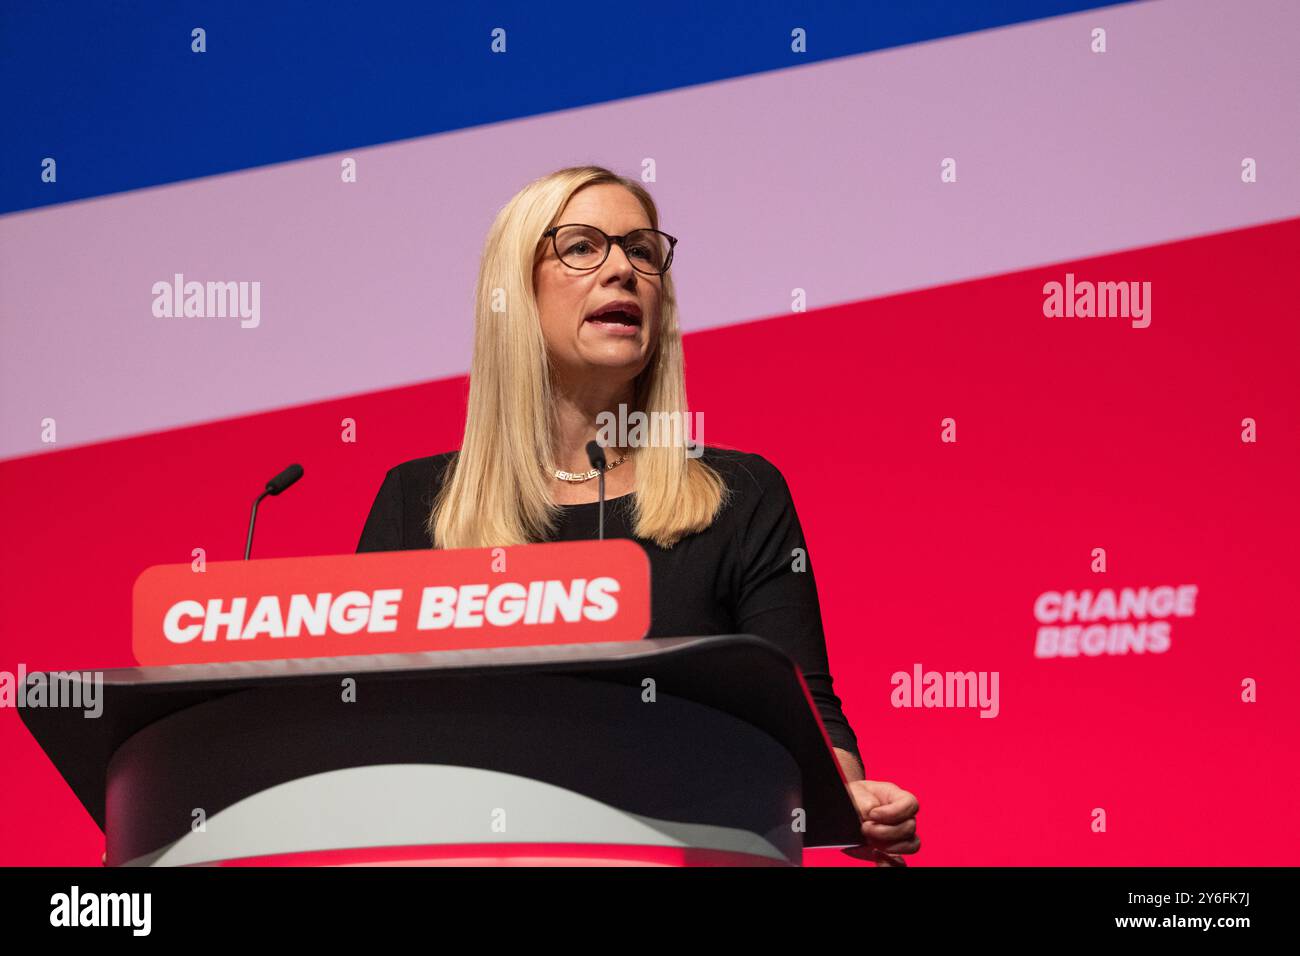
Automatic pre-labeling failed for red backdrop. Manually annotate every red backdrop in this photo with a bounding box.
[2,218,1296,865]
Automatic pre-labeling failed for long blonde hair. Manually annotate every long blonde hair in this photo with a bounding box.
[428,165,728,550]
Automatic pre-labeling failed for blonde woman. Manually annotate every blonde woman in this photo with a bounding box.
[358,165,920,864]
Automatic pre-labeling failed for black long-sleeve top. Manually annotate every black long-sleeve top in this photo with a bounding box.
[355,446,861,760]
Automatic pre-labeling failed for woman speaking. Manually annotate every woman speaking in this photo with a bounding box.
[357,165,920,864]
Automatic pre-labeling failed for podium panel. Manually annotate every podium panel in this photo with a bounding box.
[107,674,803,866]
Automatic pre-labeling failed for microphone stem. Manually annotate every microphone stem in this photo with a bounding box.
[245,491,268,560]
[597,470,605,541]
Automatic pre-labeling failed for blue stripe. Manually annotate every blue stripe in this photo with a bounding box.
[0,0,1137,215]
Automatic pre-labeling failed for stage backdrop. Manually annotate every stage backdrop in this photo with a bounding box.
[2,0,1297,865]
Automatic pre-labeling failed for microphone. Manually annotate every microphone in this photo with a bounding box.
[245,463,304,560]
[264,463,303,496]
[585,440,606,541]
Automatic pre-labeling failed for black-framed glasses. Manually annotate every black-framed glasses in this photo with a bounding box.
[542,223,677,276]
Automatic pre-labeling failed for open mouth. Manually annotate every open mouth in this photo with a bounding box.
[586,311,641,326]
[584,302,643,327]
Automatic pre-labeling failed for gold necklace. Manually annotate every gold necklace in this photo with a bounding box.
[552,451,629,483]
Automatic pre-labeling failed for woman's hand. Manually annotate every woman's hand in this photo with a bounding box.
[844,779,921,866]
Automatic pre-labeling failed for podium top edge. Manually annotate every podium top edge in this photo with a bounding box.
[25,635,783,689]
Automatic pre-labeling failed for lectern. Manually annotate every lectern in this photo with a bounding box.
[20,636,862,866]
[20,542,864,866]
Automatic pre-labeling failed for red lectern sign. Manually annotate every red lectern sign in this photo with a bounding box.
[132,540,651,666]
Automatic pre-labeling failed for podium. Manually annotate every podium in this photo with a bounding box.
[20,635,863,866]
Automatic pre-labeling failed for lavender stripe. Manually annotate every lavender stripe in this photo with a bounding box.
[1,0,1296,460]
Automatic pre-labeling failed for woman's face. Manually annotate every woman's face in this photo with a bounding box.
[534,183,662,389]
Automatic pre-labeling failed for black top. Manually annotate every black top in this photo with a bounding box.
[355,446,861,759]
